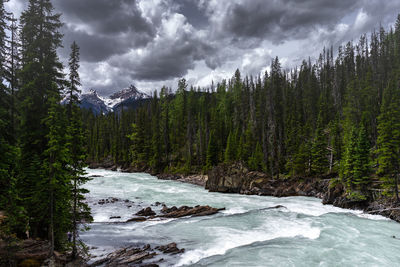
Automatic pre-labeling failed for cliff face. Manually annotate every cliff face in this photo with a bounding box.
[206,162,333,198]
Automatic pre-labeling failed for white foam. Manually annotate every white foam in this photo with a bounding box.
[176,220,320,266]
[222,206,247,215]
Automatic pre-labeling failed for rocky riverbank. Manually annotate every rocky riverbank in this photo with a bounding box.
[0,238,86,267]
[206,162,400,222]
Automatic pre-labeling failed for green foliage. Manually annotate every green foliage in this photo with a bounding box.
[0,0,92,252]
[311,114,328,175]
[206,131,218,170]
[376,74,400,200]
[224,131,237,163]
[248,142,266,171]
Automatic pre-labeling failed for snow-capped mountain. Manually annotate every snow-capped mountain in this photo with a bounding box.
[105,85,150,110]
[79,89,110,115]
[79,85,150,114]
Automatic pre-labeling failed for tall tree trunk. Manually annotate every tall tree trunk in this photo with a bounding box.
[50,174,54,255]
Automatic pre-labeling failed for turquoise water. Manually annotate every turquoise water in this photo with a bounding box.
[81,169,400,267]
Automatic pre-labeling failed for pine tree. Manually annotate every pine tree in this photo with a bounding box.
[18,0,67,244]
[150,91,162,172]
[224,131,236,163]
[66,41,92,258]
[206,131,218,169]
[67,41,81,116]
[43,98,71,252]
[376,75,400,201]
[311,113,328,175]
[341,126,357,189]
[248,142,265,171]
[353,125,371,196]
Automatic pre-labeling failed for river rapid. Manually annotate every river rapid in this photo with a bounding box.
[81,169,400,266]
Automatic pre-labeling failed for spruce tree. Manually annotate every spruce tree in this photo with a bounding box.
[18,0,67,243]
[353,125,371,190]
[341,126,357,189]
[66,41,92,258]
[311,113,328,175]
[43,98,71,252]
[224,131,236,163]
[248,142,265,171]
[376,75,400,201]
[206,131,218,169]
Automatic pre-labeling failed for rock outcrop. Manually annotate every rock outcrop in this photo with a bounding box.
[90,243,184,267]
[206,162,330,198]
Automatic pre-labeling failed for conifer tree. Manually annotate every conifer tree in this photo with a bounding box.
[376,75,400,201]
[311,113,328,174]
[341,126,357,189]
[43,98,71,252]
[224,131,236,163]
[248,142,265,171]
[353,125,371,196]
[66,41,92,258]
[18,0,67,243]
[206,131,218,169]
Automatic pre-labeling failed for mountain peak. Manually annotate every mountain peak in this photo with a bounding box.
[109,85,149,100]
[78,85,150,114]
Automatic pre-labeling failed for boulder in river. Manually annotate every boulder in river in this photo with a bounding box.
[159,205,225,218]
[155,242,185,254]
[126,217,147,222]
[136,207,156,216]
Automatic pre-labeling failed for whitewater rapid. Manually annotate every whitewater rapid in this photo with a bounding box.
[81,169,400,266]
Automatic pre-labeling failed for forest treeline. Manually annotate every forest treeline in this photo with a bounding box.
[0,0,90,260]
[84,14,400,203]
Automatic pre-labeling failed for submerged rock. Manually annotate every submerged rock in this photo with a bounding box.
[136,207,156,216]
[126,217,147,222]
[155,243,184,254]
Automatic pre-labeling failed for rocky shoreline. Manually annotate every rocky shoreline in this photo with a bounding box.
[206,162,400,222]
[88,160,400,223]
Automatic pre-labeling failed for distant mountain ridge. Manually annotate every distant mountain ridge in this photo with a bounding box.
[78,85,150,114]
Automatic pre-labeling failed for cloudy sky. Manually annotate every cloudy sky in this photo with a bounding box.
[6,0,400,96]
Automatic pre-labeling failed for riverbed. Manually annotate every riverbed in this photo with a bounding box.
[81,168,400,266]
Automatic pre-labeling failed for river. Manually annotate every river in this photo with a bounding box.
[81,168,400,266]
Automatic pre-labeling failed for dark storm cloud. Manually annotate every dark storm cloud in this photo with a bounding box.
[130,40,214,81]
[54,0,156,63]
[110,17,216,81]
[8,0,400,94]
[53,0,154,37]
[175,0,209,28]
[218,0,359,43]
[60,27,128,62]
